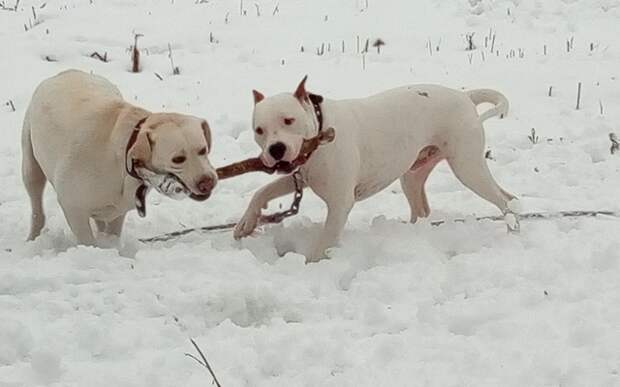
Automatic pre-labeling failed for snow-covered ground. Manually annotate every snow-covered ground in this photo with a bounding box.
[1,0,620,385]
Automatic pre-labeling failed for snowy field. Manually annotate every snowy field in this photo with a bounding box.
[1,0,620,385]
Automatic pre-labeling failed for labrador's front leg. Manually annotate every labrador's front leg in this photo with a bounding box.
[234,175,304,239]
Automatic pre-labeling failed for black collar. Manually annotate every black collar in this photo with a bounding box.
[308,93,324,133]
[124,116,150,217]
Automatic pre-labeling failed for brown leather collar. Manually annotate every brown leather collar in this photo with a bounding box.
[125,116,149,217]
[308,93,324,133]
[125,116,148,180]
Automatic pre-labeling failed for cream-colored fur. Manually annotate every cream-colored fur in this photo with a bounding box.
[234,78,517,262]
[22,70,217,245]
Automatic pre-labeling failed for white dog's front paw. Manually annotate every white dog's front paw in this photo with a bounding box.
[233,208,261,240]
[504,212,520,233]
[304,245,332,263]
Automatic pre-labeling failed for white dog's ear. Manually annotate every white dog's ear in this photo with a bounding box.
[129,130,152,166]
[252,90,265,104]
[294,75,309,102]
[201,120,212,150]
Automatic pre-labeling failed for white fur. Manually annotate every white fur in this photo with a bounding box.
[234,82,518,262]
[22,70,217,245]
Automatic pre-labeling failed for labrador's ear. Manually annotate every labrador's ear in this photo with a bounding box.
[253,89,265,104]
[201,120,212,151]
[293,75,309,102]
[128,130,153,167]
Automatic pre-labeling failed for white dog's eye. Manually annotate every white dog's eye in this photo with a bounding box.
[284,117,295,125]
[255,127,264,135]
[172,155,186,164]
[198,147,207,156]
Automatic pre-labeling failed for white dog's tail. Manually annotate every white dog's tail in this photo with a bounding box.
[466,89,509,123]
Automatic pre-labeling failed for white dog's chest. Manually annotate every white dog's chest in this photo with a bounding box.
[353,175,395,201]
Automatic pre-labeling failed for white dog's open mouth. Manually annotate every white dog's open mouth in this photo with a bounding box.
[260,153,300,173]
[273,160,297,174]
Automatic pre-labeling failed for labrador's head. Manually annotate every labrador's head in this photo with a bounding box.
[128,113,217,201]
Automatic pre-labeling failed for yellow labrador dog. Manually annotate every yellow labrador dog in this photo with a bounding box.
[22,70,217,245]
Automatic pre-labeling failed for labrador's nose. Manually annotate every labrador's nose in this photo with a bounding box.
[196,175,216,195]
[269,142,287,160]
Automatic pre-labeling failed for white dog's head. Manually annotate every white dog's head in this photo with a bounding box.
[127,113,218,201]
[252,76,320,167]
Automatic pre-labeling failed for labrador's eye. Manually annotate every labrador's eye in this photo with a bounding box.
[255,127,264,135]
[284,117,295,126]
[172,155,186,164]
[198,147,207,156]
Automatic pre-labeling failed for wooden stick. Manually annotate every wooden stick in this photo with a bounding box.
[216,127,335,180]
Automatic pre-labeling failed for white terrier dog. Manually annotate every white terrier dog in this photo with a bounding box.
[235,76,517,262]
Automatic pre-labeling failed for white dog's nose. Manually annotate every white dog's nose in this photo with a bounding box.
[268,142,287,160]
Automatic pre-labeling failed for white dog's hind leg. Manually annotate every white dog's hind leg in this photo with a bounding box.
[447,144,519,231]
[307,194,355,263]
[234,175,303,240]
[400,146,443,222]
[22,122,47,241]
[400,172,430,223]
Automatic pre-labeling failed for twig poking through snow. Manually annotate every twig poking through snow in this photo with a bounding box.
[168,43,180,75]
[528,128,539,144]
[185,339,222,387]
[610,133,619,155]
[5,100,16,112]
[465,32,475,51]
[90,51,108,62]
[130,33,143,73]
[576,82,582,110]
[372,38,385,54]
[0,0,19,11]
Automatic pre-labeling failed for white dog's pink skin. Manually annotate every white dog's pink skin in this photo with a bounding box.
[235,77,517,262]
